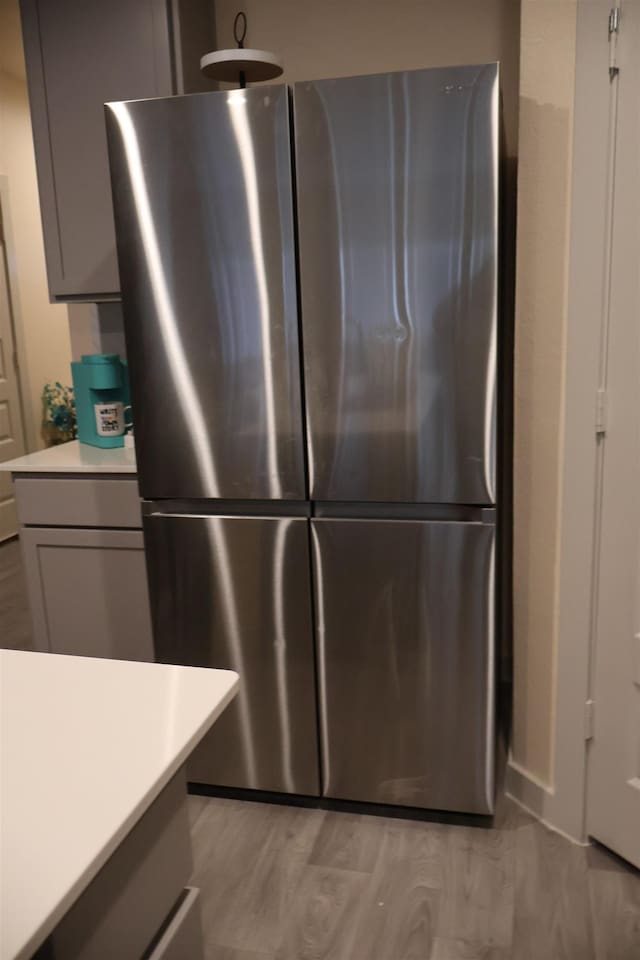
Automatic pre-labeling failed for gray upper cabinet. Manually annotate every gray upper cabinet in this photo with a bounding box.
[20,0,216,301]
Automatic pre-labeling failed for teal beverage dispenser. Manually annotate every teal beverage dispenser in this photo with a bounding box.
[71,354,131,448]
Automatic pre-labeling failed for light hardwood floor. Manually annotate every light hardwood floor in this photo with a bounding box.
[188,792,640,960]
[1,539,638,959]
[0,537,33,652]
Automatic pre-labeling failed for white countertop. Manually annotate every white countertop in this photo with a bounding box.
[0,439,137,474]
[0,651,238,960]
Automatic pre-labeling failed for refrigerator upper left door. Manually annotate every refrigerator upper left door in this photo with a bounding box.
[105,87,306,500]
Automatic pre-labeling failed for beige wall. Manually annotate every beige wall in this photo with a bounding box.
[214,0,521,157]
[512,0,577,783]
[0,0,71,451]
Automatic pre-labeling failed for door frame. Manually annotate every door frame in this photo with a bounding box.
[506,0,623,843]
[583,0,640,865]
[0,175,35,453]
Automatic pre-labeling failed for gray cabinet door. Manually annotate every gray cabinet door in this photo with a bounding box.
[20,0,214,300]
[311,517,495,814]
[106,87,305,501]
[20,526,154,661]
[294,66,499,504]
[144,513,319,795]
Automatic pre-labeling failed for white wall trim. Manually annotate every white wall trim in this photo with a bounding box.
[514,0,615,844]
[505,756,590,847]
[505,755,553,815]
[548,0,614,843]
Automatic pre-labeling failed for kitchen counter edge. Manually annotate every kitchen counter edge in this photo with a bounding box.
[0,440,137,474]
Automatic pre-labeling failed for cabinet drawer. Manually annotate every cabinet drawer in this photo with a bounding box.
[52,773,192,960]
[15,477,142,528]
[144,888,203,960]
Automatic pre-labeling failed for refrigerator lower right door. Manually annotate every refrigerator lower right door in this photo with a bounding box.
[311,517,495,814]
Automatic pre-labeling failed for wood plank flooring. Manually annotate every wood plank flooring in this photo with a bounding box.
[189,794,640,960]
[1,539,638,958]
[0,537,33,651]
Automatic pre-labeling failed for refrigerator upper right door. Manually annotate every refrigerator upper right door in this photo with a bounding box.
[294,65,499,504]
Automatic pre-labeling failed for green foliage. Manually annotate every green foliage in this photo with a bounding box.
[41,382,77,446]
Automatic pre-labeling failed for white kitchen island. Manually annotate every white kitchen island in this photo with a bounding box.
[0,651,238,960]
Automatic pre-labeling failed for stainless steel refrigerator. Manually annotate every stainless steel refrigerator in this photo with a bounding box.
[105,63,499,815]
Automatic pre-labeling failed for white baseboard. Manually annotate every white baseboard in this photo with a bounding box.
[505,757,589,847]
[505,757,553,815]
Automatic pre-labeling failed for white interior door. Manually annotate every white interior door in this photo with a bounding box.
[0,205,27,541]
[586,0,640,868]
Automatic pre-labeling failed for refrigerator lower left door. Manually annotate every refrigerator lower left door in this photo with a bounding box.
[144,513,320,796]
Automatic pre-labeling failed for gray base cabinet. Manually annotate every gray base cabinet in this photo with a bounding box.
[21,526,153,661]
[14,473,153,661]
[20,0,216,301]
[35,772,204,960]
